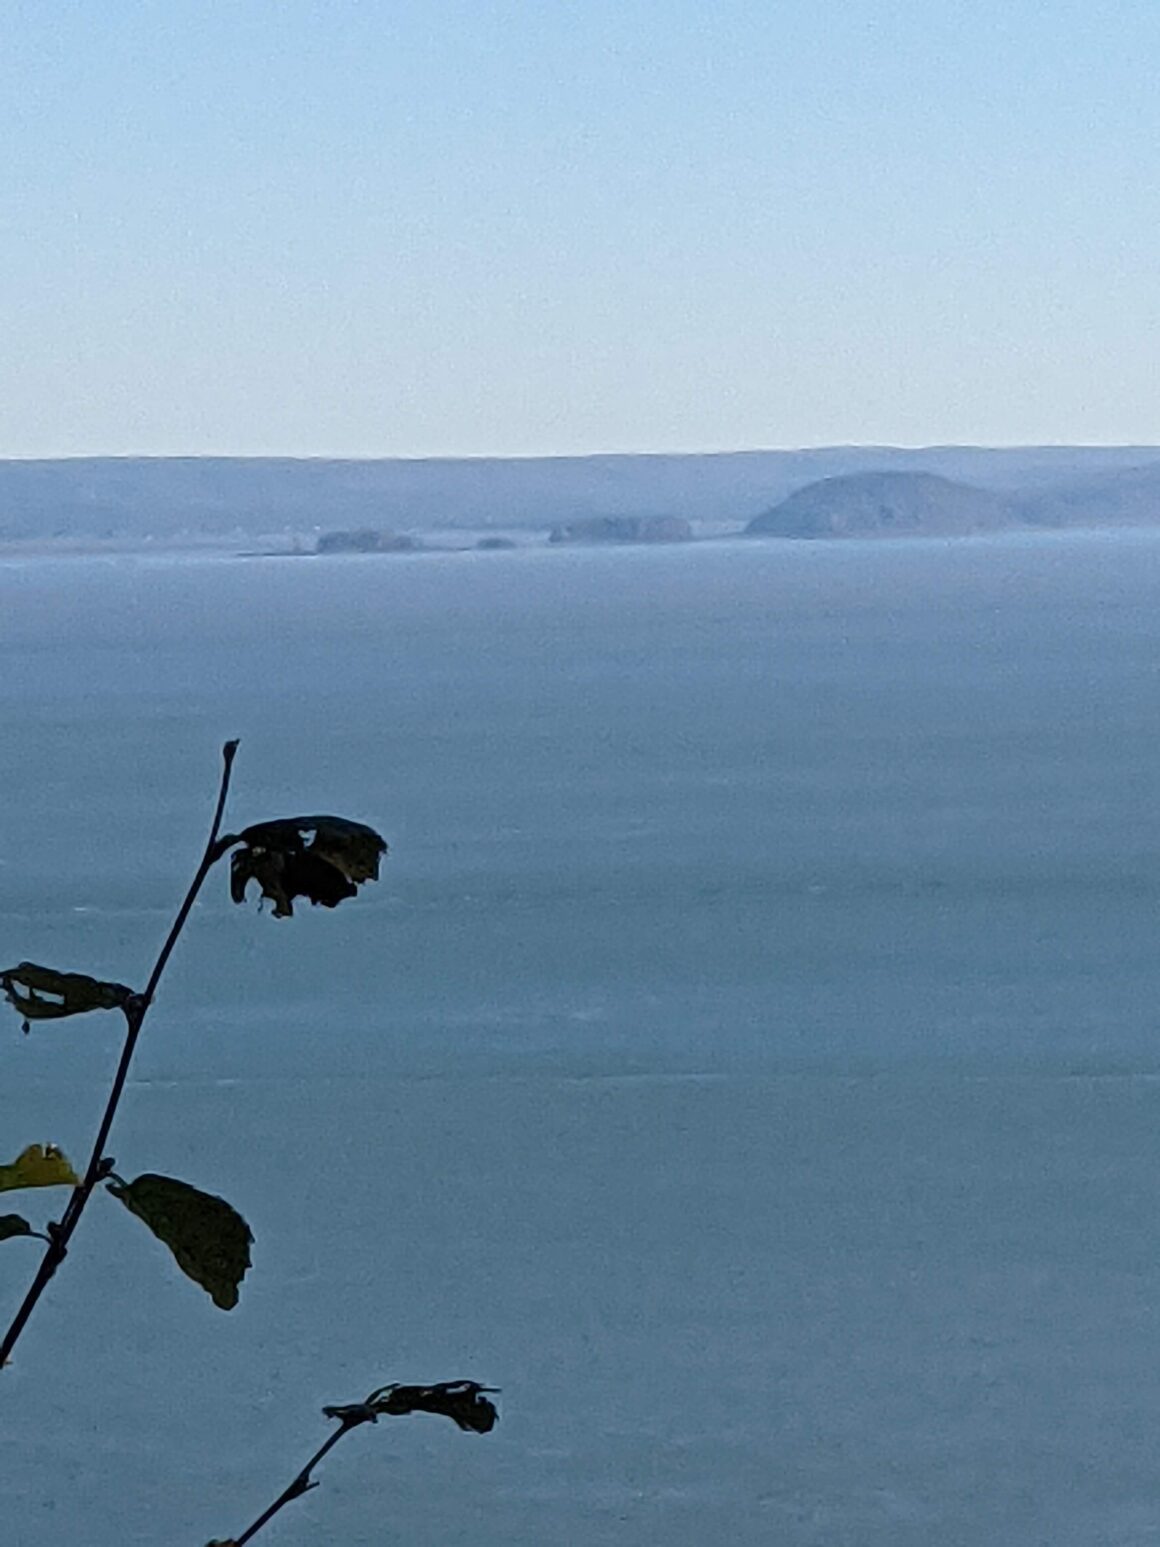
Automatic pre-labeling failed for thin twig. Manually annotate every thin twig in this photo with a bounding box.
[0,740,240,1369]
[219,1382,498,1545]
[231,1418,362,1546]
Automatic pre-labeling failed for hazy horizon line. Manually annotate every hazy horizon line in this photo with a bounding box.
[4,440,1160,466]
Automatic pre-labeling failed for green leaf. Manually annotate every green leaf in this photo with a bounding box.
[0,1144,80,1192]
[108,1173,253,1310]
[0,1214,34,1242]
[230,815,387,918]
[0,961,134,1032]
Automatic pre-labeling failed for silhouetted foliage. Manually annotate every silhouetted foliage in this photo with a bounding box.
[0,961,134,1033]
[210,1380,500,1544]
[0,1215,38,1243]
[330,1379,501,1433]
[1,743,493,1542]
[230,815,387,918]
[109,1173,254,1311]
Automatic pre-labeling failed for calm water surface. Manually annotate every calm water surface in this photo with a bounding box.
[3,533,1160,1545]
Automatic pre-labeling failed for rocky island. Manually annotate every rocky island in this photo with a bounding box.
[746,471,1019,539]
[548,515,692,545]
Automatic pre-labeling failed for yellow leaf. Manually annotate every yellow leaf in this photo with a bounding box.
[0,1143,80,1193]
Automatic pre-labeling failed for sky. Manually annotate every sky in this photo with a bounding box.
[2,0,1159,458]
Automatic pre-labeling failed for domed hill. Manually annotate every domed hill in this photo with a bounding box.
[746,471,1019,539]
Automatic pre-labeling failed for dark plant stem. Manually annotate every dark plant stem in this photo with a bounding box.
[0,740,240,1370]
[232,1417,363,1545]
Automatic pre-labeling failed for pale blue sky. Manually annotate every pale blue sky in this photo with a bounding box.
[3,0,1159,457]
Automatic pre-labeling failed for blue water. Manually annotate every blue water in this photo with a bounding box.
[3,532,1160,1544]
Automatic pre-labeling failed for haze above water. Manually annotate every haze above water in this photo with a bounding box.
[3,532,1160,1545]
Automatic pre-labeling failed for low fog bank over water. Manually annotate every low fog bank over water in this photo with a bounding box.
[3,531,1160,1544]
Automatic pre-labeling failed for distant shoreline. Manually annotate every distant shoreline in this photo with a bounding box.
[8,521,1160,566]
[2,445,1159,548]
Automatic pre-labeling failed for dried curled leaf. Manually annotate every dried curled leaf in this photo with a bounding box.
[108,1173,253,1310]
[0,1144,79,1192]
[229,815,387,918]
[0,1214,34,1242]
[324,1380,499,1434]
[1,962,134,1032]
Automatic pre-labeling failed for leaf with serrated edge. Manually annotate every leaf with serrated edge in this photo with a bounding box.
[0,1214,33,1241]
[0,1144,79,1192]
[109,1173,253,1310]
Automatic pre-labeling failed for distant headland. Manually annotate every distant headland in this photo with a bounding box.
[2,447,1160,552]
[746,471,1015,539]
